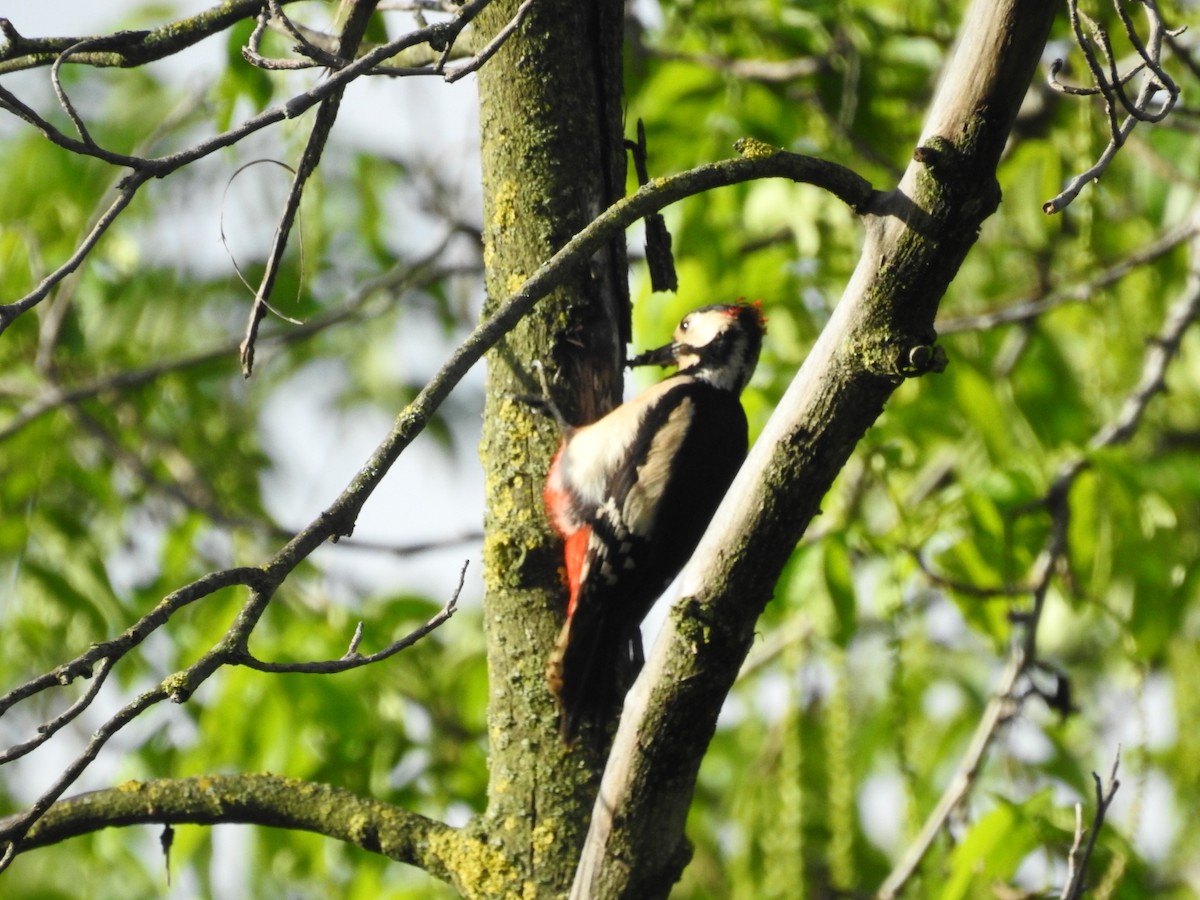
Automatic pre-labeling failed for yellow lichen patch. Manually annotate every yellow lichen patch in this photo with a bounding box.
[428,829,519,900]
[735,136,779,159]
[506,271,528,296]
[491,180,519,230]
[160,671,192,699]
[530,820,557,866]
[116,780,143,793]
[347,813,374,842]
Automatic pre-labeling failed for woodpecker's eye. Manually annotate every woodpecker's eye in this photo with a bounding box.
[680,319,690,331]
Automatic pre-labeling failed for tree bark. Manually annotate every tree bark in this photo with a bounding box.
[570,2,1062,897]
[473,0,628,895]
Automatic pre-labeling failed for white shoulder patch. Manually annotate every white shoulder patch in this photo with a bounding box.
[622,398,694,535]
[560,378,685,508]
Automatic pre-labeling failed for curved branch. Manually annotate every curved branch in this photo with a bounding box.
[4,774,458,880]
[0,567,265,719]
[237,560,464,673]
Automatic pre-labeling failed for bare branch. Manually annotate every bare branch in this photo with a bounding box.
[444,0,534,82]
[1089,217,1200,447]
[0,567,264,719]
[0,252,473,443]
[52,35,145,145]
[236,560,466,673]
[0,2,274,75]
[911,548,1033,598]
[0,658,114,765]
[0,177,143,334]
[239,0,378,376]
[0,0,496,334]
[0,683,171,868]
[1045,0,1182,214]
[939,216,1198,332]
[1061,751,1122,900]
[4,773,458,881]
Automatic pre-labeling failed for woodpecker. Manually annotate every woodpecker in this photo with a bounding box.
[543,301,766,741]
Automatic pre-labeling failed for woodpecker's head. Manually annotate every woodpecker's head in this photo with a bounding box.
[629,301,766,393]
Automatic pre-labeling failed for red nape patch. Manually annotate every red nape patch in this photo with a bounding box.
[563,528,590,617]
[734,297,768,331]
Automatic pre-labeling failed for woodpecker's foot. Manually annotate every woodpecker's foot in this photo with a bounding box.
[507,390,554,413]
[529,360,570,431]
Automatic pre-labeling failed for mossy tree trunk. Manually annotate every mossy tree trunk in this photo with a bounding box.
[471,0,628,895]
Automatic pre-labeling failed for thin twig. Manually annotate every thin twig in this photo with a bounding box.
[0,178,144,335]
[0,658,114,765]
[911,549,1033,598]
[1061,750,1121,900]
[445,0,534,82]
[939,216,1198,333]
[0,685,169,869]
[0,567,264,719]
[0,0,497,334]
[0,255,475,442]
[0,1,274,75]
[239,0,379,375]
[52,35,147,145]
[237,560,466,673]
[1045,0,1181,213]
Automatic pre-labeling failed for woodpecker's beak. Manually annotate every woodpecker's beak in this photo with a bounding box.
[627,341,678,369]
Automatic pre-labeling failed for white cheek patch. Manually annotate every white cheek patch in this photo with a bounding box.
[676,311,725,351]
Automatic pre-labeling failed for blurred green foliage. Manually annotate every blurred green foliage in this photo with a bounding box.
[2,0,1200,897]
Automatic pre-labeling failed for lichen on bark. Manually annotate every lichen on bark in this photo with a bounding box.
[473,0,629,893]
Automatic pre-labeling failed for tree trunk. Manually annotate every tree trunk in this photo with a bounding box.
[471,0,627,895]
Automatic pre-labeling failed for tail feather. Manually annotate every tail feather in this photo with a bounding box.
[547,604,642,744]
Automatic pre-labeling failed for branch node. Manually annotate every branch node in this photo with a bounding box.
[912,136,954,168]
[733,136,780,160]
[161,672,194,704]
[901,342,948,376]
